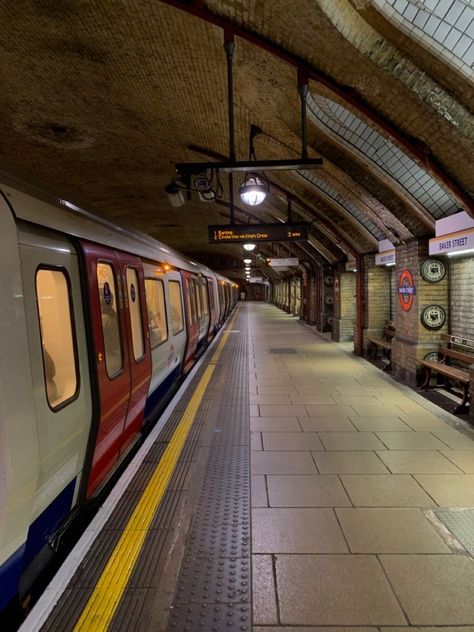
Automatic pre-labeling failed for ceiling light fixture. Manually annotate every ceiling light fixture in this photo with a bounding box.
[239,173,268,206]
[243,243,256,251]
[243,258,252,264]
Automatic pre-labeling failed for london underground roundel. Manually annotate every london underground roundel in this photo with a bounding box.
[398,269,415,312]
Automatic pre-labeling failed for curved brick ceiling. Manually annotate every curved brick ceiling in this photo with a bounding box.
[0,0,472,269]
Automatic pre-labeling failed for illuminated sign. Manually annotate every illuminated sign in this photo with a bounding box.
[268,257,299,267]
[375,250,396,265]
[429,228,474,255]
[208,223,309,243]
[398,269,415,312]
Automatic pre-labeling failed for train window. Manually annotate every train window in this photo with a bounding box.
[169,280,184,334]
[208,281,215,311]
[145,278,168,348]
[200,283,209,316]
[187,278,197,324]
[194,280,202,319]
[126,267,145,361]
[97,262,123,378]
[36,268,78,409]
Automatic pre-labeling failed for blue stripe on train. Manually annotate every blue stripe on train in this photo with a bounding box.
[144,366,181,419]
[0,478,76,610]
[0,544,26,609]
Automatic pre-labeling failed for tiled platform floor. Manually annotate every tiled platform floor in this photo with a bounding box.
[249,303,474,630]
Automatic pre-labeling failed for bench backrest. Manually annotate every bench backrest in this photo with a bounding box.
[384,320,395,340]
[440,334,474,366]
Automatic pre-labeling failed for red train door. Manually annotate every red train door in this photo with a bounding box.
[80,241,151,497]
[181,271,199,373]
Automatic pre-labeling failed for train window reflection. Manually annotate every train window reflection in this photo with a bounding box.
[145,278,168,348]
[194,280,202,319]
[36,268,78,409]
[169,281,184,335]
[200,283,209,316]
[97,263,123,377]
[126,267,145,361]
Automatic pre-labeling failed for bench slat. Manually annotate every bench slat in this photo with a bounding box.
[419,360,469,383]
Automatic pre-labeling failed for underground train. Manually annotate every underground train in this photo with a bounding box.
[0,175,238,614]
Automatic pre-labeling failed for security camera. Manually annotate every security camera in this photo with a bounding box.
[165,182,186,207]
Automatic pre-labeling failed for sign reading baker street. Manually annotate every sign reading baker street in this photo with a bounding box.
[208,223,309,243]
[429,228,474,255]
[398,268,415,312]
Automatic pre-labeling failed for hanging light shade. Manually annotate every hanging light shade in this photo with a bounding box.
[243,243,256,251]
[243,258,252,264]
[239,174,268,206]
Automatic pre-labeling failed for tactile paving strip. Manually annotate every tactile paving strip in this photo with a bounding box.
[41,326,225,632]
[166,310,251,632]
[435,508,474,556]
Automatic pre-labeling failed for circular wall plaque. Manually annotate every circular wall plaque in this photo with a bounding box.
[421,305,447,330]
[423,351,443,362]
[421,258,446,283]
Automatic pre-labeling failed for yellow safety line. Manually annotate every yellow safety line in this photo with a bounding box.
[73,308,238,631]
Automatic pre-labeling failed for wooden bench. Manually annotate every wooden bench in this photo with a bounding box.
[368,320,395,371]
[419,334,474,413]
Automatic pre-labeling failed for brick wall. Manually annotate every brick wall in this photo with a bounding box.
[362,254,391,354]
[333,269,356,342]
[450,256,474,339]
[392,241,449,385]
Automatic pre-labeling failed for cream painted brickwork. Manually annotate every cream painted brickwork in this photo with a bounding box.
[450,256,474,340]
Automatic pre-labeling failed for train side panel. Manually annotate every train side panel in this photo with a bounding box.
[143,264,186,419]
[0,200,40,610]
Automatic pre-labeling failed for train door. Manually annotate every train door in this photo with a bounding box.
[206,276,217,337]
[17,223,93,543]
[196,277,210,343]
[181,270,199,373]
[142,265,186,418]
[80,241,151,497]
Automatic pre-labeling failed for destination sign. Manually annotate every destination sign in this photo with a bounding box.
[268,257,299,267]
[208,223,309,243]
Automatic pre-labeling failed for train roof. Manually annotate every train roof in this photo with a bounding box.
[0,172,220,277]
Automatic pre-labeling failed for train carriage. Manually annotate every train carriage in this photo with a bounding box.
[0,176,238,614]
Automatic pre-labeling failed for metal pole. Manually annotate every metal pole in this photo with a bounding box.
[298,68,308,160]
[224,29,236,224]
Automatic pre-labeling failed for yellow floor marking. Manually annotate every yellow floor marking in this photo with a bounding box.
[73,308,238,631]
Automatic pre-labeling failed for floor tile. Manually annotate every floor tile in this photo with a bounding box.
[251,476,268,507]
[251,451,317,475]
[250,395,291,405]
[380,554,474,624]
[267,474,351,507]
[414,474,474,506]
[350,404,404,416]
[255,628,378,632]
[319,432,387,451]
[336,508,451,553]
[313,451,389,474]
[262,432,324,451]
[256,385,298,395]
[377,450,462,473]
[252,555,278,625]
[441,450,474,473]
[340,474,436,507]
[400,415,458,431]
[276,554,406,625]
[251,432,262,451]
[299,416,356,432]
[252,508,347,553]
[289,395,338,404]
[250,417,302,432]
[259,404,309,417]
[431,431,474,450]
[305,404,354,417]
[250,404,259,417]
[376,432,449,450]
[349,416,412,431]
